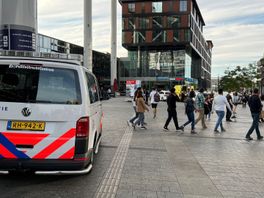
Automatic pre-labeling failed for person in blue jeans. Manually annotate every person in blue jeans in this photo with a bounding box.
[180,90,196,134]
[212,89,232,133]
[245,88,263,140]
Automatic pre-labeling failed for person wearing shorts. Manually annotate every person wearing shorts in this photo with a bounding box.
[150,87,159,118]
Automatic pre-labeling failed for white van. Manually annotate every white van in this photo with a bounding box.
[0,51,103,175]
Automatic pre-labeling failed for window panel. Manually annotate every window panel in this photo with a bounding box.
[128,3,135,13]
[180,0,187,12]
[138,17,149,29]
[167,16,180,28]
[152,2,162,13]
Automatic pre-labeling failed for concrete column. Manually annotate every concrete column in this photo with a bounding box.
[111,0,117,90]
[0,0,37,51]
[84,0,93,71]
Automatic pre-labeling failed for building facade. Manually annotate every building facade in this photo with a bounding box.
[37,34,115,88]
[119,0,213,89]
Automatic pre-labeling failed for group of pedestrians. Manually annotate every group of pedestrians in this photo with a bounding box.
[127,86,264,141]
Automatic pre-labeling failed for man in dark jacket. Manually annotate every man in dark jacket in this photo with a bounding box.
[163,88,183,131]
[245,88,263,140]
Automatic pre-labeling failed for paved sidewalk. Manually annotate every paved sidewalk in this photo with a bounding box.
[100,97,264,198]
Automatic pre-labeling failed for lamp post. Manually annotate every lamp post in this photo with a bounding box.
[111,0,117,92]
[84,0,92,71]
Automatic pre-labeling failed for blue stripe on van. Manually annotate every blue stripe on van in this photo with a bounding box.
[0,133,30,159]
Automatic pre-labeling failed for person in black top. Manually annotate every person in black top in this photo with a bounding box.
[245,88,263,141]
[226,91,233,121]
[163,88,183,131]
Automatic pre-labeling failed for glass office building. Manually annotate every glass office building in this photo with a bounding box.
[119,0,213,89]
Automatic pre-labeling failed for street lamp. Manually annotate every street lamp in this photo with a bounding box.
[84,0,92,71]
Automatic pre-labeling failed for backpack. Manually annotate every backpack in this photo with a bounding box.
[154,92,160,102]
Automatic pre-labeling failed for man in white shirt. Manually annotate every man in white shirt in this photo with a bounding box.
[213,89,232,133]
[149,87,159,118]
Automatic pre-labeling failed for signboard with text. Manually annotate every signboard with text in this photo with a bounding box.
[10,29,35,51]
[126,80,141,97]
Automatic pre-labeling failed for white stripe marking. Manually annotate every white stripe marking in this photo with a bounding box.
[94,127,132,198]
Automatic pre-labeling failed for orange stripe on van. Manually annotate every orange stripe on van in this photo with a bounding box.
[0,144,17,159]
[32,129,76,159]
[59,147,75,159]
[1,133,49,146]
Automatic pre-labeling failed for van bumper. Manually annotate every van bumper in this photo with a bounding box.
[0,151,93,175]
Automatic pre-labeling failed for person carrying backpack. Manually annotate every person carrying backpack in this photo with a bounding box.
[195,88,207,129]
[150,87,160,118]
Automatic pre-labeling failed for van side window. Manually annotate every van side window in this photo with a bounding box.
[86,72,99,104]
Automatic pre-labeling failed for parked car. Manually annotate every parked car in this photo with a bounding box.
[159,90,170,101]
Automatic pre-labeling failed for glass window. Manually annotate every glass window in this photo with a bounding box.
[152,30,166,43]
[86,72,99,104]
[184,30,191,41]
[128,18,135,29]
[152,2,162,13]
[152,16,163,29]
[141,3,145,13]
[173,30,179,42]
[167,16,180,28]
[139,17,149,29]
[0,64,81,104]
[137,31,146,43]
[128,3,135,13]
[180,0,187,12]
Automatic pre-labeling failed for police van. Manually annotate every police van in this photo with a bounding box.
[0,51,103,175]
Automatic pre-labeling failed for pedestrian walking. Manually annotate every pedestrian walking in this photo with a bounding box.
[204,94,213,120]
[180,90,196,134]
[213,89,232,133]
[150,87,160,118]
[145,89,150,105]
[245,88,263,141]
[128,87,141,126]
[226,91,233,122]
[133,90,149,130]
[195,88,207,129]
[232,92,239,118]
[163,88,183,131]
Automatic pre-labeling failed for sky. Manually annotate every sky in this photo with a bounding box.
[38,0,264,77]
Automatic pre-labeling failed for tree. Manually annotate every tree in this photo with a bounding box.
[219,63,260,91]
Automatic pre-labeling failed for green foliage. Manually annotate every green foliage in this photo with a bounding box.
[219,64,260,91]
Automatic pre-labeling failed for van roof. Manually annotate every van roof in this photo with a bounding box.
[0,50,82,66]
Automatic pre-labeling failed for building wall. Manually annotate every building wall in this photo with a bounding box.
[119,0,213,89]
[37,34,114,88]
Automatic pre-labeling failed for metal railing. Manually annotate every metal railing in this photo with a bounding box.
[0,50,83,62]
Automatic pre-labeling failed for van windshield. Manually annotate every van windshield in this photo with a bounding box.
[0,64,81,104]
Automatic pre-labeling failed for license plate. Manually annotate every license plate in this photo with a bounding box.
[7,121,46,131]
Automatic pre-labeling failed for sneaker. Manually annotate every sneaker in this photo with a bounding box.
[231,115,236,119]
[176,127,184,131]
[245,136,253,141]
[226,120,233,122]
[163,127,169,131]
[191,130,197,134]
[214,129,220,133]
[202,126,207,129]
[257,136,263,140]
[140,126,147,130]
[127,120,132,126]
[221,128,226,132]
